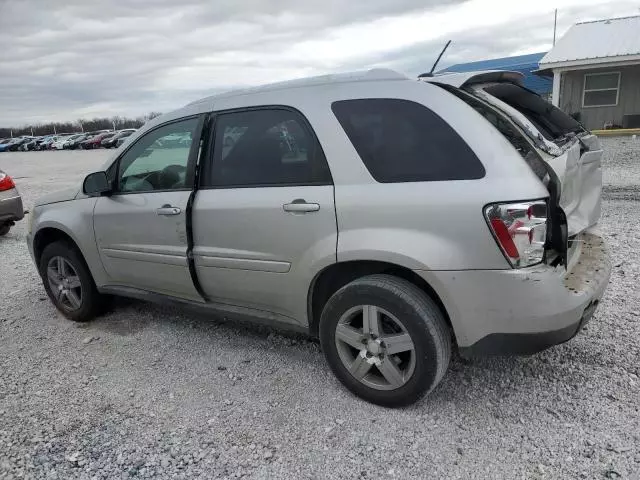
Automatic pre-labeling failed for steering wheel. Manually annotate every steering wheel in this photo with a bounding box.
[159,164,187,189]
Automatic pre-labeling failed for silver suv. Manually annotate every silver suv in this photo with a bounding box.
[27,69,611,407]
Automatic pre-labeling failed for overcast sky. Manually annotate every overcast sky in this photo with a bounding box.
[1,0,638,126]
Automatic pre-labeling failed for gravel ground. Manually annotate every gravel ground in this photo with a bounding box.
[1,138,639,479]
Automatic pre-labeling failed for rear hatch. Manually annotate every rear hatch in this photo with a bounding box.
[425,71,603,264]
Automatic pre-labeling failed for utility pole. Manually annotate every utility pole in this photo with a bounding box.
[553,9,558,45]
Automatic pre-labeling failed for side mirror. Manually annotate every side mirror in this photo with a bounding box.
[83,171,112,196]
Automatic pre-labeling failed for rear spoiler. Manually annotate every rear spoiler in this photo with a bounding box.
[420,70,525,88]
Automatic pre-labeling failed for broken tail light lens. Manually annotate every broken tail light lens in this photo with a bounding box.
[485,200,547,268]
[0,172,16,192]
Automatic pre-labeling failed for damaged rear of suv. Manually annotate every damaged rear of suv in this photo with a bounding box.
[422,70,610,355]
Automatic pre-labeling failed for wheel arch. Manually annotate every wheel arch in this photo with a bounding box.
[33,226,84,268]
[307,260,454,341]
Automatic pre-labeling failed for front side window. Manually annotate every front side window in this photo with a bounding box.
[116,118,198,193]
[332,98,485,183]
[205,108,332,188]
[583,72,620,107]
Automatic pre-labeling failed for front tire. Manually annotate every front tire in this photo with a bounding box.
[0,224,10,236]
[319,275,451,407]
[39,241,103,322]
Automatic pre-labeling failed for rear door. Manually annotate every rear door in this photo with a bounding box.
[192,107,337,322]
[93,116,204,300]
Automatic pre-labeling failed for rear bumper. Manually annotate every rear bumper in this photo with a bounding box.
[458,298,599,356]
[419,230,611,356]
[0,189,24,224]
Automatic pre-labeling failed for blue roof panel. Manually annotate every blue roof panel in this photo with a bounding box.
[439,52,552,95]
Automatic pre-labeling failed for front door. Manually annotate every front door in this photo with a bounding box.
[93,116,203,301]
[192,107,337,322]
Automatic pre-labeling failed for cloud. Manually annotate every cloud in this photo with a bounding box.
[0,0,637,125]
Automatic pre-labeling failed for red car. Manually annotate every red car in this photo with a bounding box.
[80,132,114,149]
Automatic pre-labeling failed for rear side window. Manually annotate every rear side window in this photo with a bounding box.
[204,108,332,188]
[440,85,547,180]
[331,99,485,183]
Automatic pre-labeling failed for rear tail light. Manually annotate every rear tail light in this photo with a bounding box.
[485,200,547,268]
[0,172,16,192]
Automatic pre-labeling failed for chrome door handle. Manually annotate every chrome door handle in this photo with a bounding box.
[283,200,320,213]
[156,205,181,216]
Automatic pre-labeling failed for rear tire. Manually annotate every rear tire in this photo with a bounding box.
[319,274,451,407]
[39,241,104,322]
[0,224,10,236]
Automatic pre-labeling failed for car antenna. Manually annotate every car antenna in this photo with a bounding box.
[418,40,452,78]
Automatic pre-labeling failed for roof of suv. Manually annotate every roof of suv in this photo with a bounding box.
[123,67,523,158]
[188,68,408,106]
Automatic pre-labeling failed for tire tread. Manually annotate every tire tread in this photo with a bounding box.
[39,241,103,322]
[320,274,451,406]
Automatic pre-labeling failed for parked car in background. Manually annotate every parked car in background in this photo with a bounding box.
[26,69,610,407]
[65,134,89,150]
[156,132,192,148]
[0,137,32,152]
[115,132,136,148]
[59,134,84,149]
[52,135,75,150]
[14,137,35,151]
[101,129,136,148]
[79,134,99,149]
[96,132,117,148]
[20,137,42,151]
[0,169,24,236]
[37,136,59,150]
[80,131,114,149]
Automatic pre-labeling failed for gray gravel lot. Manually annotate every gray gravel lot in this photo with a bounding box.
[1,138,639,479]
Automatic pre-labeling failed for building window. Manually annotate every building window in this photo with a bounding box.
[582,72,620,107]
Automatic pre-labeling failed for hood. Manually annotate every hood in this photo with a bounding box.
[34,186,81,207]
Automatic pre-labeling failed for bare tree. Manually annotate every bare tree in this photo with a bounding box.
[0,114,155,138]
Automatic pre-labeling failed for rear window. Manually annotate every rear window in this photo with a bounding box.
[439,85,547,179]
[331,98,485,183]
[480,83,584,141]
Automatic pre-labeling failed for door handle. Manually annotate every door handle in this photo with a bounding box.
[156,204,181,216]
[283,199,320,213]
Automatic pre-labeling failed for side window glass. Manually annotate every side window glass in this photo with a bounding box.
[116,118,198,193]
[207,109,331,187]
[331,99,485,183]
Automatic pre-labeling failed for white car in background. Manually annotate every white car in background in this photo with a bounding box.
[51,136,73,150]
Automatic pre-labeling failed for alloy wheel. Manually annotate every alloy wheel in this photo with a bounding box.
[46,256,83,311]
[335,305,416,391]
